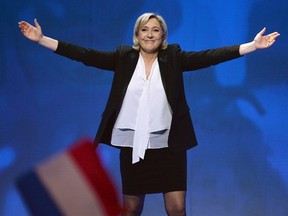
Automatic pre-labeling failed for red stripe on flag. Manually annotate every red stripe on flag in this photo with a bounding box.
[69,139,122,216]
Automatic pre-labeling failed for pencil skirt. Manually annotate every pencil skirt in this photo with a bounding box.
[120,147,187,195]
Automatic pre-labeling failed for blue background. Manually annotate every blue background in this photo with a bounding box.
[1,0,288,215]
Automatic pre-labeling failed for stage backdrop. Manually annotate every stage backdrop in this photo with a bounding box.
[1,0,287,215]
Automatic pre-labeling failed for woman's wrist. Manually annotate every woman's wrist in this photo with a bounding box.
[38,33,44,43]
[37,35,58,51]
[252,40,257,50]
[239,41,257,55]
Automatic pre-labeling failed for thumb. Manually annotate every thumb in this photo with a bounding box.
[258,27,266,36]
[34,18,41,30]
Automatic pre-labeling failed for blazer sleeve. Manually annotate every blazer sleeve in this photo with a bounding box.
[178,44,242,71]
[54,41,117,71]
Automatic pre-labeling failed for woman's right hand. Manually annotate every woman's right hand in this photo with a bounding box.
[18,19,43,42]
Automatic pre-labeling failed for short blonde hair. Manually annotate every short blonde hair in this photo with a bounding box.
[133,13,168,50]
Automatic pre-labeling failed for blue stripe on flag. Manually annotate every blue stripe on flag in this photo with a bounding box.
[16,170,63,216]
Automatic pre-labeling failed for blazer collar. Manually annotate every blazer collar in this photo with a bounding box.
[127,48,168,78]
[129,51,139,60]
[158,49,168,62]
[126,48,170,103]
[158,49,169,95]
[128,48,168,61]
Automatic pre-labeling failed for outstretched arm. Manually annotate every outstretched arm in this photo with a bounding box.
[239,27,280,55]
[18,19,58,51]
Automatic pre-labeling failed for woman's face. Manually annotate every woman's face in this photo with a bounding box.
[137,18,164,54]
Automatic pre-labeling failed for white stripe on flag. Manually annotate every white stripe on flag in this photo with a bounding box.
[35,152,107,216]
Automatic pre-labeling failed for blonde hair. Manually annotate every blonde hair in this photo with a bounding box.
[132,13,168,50]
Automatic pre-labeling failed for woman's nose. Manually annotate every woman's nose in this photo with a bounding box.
[147,31,153,38]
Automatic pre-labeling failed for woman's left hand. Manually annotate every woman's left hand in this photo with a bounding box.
[254,27,280,49]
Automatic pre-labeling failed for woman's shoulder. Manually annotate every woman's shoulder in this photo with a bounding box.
[116,45,135,53]
[166,44,182,52]
[167,43,181,48]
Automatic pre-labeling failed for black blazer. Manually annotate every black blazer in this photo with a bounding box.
[55,42,241,152]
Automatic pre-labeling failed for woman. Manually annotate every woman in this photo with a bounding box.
[18,13,279,216]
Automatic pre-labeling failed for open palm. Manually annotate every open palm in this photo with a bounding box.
[18,19,42,42]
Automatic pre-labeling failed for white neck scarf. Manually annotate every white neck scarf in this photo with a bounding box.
[114,54,172,163]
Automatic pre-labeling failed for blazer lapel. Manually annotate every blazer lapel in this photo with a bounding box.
[121,49,170,104]
[121,51,139,98]
[158,49,169,96]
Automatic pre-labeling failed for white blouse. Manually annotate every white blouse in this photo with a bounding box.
[111,54,172,163]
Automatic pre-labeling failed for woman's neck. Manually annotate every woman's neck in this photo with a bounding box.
[140,50,158,63]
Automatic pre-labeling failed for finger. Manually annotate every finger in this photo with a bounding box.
[18,22,24,29]
[18,21,29,31]
[258,27,266,36]
[268,31,280,36]
[267,40,276,47]
[271,32,280,38]
[18,21,28,28]
[34,18,41,30]
[268,33,280,42]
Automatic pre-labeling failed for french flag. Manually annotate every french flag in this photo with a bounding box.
[16,139,122,216]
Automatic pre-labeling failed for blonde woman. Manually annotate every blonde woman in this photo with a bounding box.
[19,13,279,216]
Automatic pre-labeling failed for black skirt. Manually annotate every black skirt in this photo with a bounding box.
[120,147,187,195]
